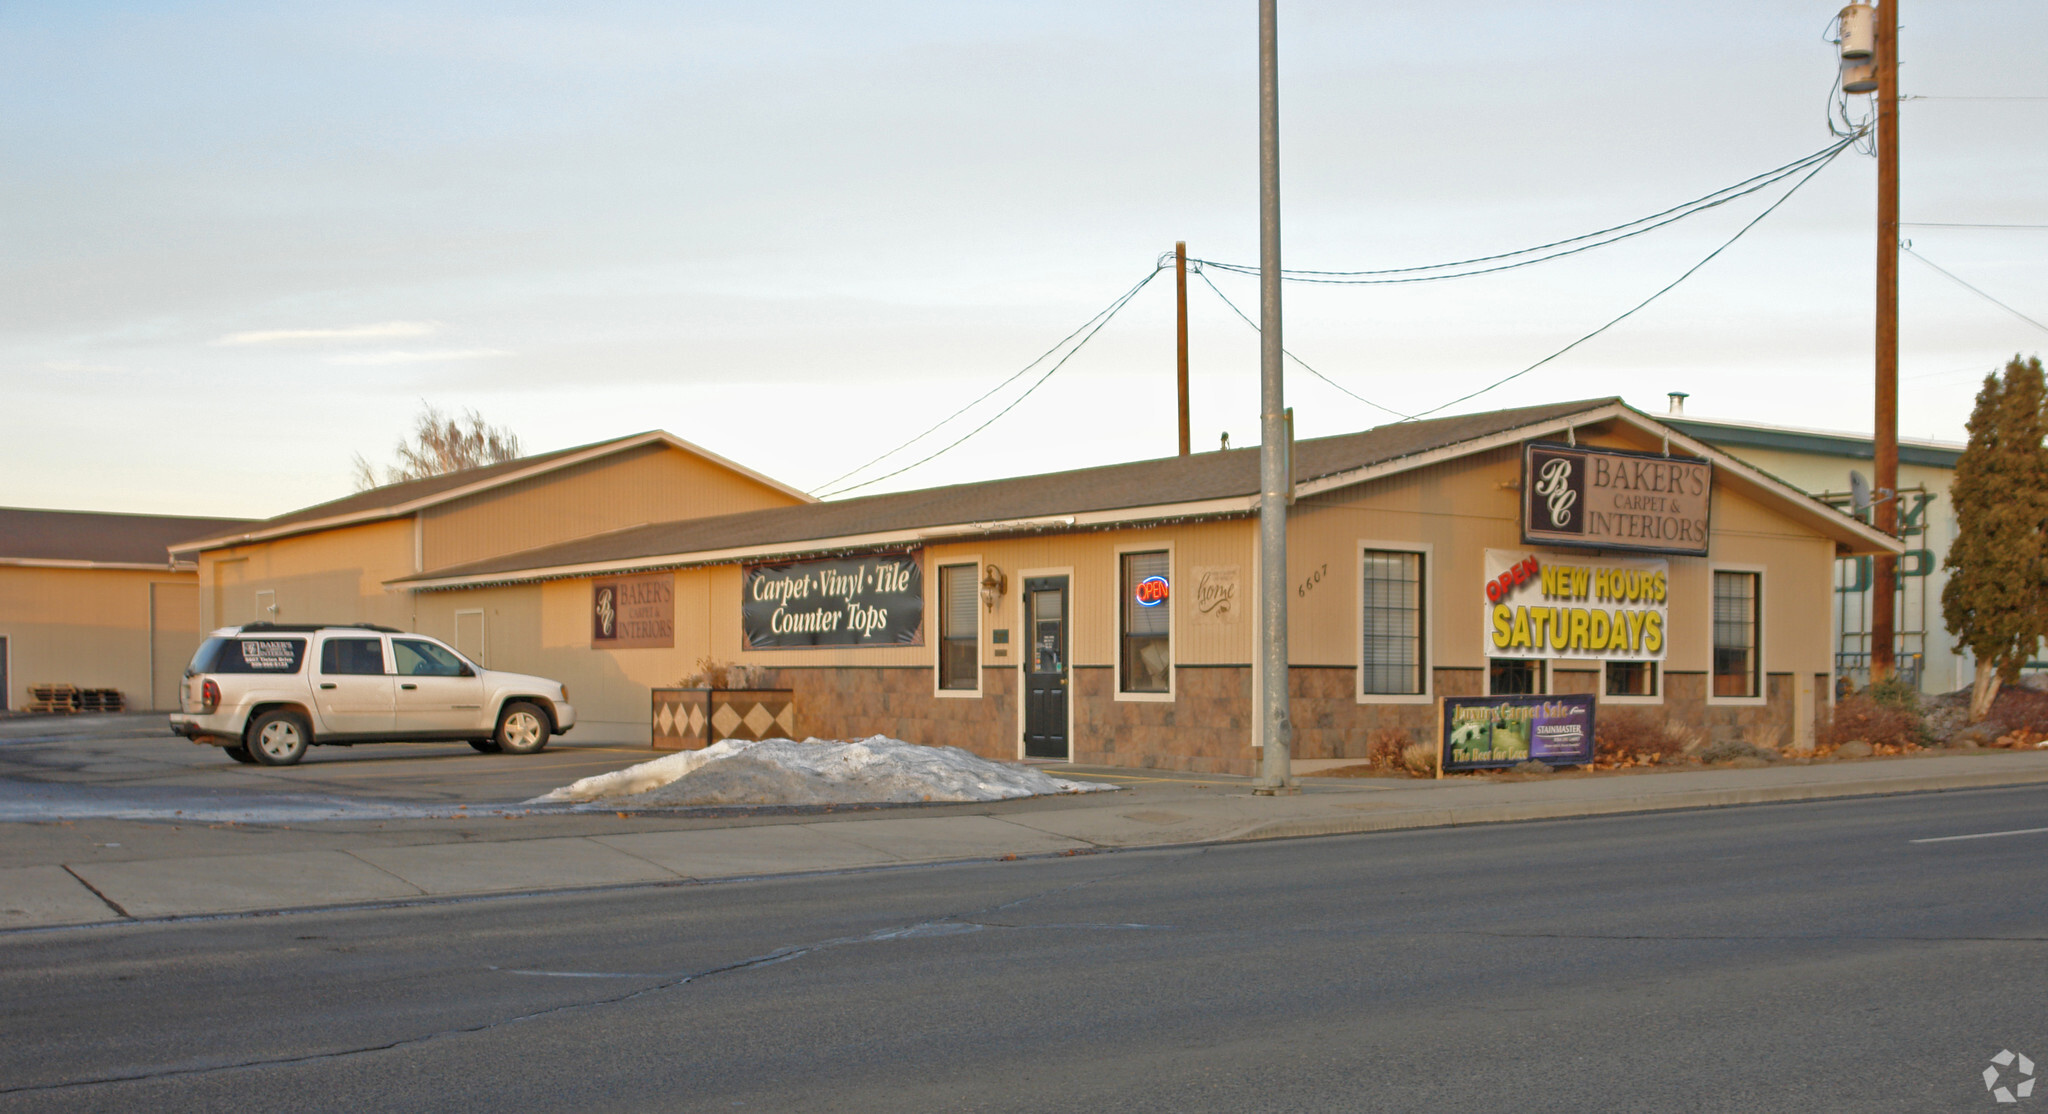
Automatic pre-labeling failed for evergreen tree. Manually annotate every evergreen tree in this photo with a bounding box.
[1942,355,2048,722]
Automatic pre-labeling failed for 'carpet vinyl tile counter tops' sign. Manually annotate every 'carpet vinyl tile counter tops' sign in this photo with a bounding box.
[744,551,924,648]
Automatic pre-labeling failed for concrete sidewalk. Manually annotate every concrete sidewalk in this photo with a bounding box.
[7,750,2048,931]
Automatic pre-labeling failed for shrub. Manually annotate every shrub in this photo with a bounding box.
[1366,727,1413,772]
[1989,686,2048,735]
[1866,675,1922,712]
[1594,708,1695,767]
[1821,693,1929,751]
[1399,742,1438,777]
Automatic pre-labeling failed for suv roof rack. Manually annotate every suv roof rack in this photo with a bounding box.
[237,622,404,634]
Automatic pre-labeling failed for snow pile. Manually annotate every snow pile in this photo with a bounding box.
[531,736,1115,807]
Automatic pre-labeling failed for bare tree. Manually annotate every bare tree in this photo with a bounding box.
[352,403,524,491]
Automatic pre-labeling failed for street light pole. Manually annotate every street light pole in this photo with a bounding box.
[1254,0,1296,795]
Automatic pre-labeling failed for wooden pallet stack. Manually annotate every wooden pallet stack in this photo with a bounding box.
[27,684,79,714]
[78,689,125,713]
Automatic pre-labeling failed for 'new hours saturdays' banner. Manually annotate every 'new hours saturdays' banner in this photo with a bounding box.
[1483,548,1668,662]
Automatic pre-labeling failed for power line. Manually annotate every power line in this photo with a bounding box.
[1902,95,2048,101]
[1902,222,2048,231]
[809,269,1160,497]
[1402,137,1854,422]
[1192,267,1412,419]
[816,269,1161,498]
[1902,245,2048,336]
[1193,135,1859,285]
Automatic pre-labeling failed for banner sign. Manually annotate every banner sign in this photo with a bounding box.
[1442,694,1596,771]
[743,551,924,649]
[593,572,675,649]
[1523,442,1711,556]
[1484,548,1668,662]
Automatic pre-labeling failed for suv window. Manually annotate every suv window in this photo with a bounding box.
[199,637,308,674]
[393,639,467,677]
[320,638,386,676]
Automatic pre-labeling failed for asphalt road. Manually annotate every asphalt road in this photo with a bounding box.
[3,785,2045,1112]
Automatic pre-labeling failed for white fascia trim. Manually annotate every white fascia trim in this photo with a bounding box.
[1294,403,1903,557]
[180,431,816,553]
[0,557,192,572]
[392,495,1259,592]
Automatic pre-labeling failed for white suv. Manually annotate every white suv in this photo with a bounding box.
[169,623,577,766]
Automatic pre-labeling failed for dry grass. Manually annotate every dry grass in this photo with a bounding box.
[1399,742,1439,777]
[678,657,766,689]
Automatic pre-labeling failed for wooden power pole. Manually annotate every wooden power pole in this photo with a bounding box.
[1175,242,1191,457]
[1871,0,1900,683]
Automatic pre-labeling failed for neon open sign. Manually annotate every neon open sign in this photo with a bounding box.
[1134,576,1170,607]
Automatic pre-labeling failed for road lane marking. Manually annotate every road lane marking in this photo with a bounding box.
[1911,827,2048,844]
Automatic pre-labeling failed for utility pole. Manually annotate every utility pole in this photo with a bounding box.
[1254,0,1296,795]
[1176,241,1191,457]
[1871,0,1900,684]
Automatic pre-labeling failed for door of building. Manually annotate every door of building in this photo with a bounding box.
[1023,576,1069,759]
[0,636,8,712]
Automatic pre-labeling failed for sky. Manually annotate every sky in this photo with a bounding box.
[4,1,2044,518]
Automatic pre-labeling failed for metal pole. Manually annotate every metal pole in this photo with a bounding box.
[1254,0,1295,794]
[1871,0,1900,684]
[1176,241,1192,457]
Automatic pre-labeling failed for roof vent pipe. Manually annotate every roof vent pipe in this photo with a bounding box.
[1668,392,1689,415]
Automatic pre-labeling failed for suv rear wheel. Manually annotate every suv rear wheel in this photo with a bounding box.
[248,710,311,766]
[495,702,550,755]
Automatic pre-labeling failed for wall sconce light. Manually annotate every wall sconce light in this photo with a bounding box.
[979,564,1008,612]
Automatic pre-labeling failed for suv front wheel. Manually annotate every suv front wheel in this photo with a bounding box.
[495,702,550,755]
[248,710,311,766]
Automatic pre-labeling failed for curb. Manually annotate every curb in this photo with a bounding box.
[1227,767,2048,842]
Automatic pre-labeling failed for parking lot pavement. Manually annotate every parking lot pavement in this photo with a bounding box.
[0,712,663,812]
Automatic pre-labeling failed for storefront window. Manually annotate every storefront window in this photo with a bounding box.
[1605,660,1657,697]
[1714,571,1761,697]
[1120,551,1171,693]
[938,564,978,690]
[1361,549,1425,695]
[1489,658,1545,695]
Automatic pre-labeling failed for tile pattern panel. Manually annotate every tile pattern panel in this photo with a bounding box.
[652,688,794,750]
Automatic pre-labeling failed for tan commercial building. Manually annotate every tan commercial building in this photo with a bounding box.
[179,430,813,644]
[0,507,256,712]
[373,398,1899,771]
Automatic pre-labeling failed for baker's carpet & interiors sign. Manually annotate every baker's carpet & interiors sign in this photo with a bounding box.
[1522,441,1711,556]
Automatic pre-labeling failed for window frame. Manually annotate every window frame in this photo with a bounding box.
[1484,657,1549,697]
[933,557,983,699]
[317,635,389,677]
[1600,659,1663,705]
[1113,542,1175,702]
[1356,540,1433,705]
[1707,564,1766,705]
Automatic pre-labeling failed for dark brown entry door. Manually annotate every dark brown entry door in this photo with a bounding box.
[1023,577,1068,759]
